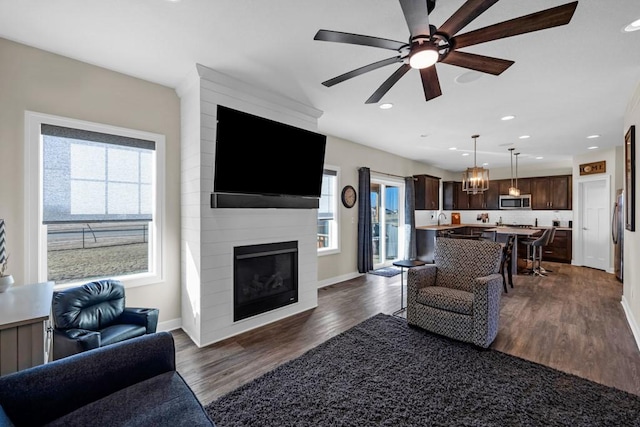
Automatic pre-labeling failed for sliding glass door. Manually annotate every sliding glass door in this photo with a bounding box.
[371,176,404,269]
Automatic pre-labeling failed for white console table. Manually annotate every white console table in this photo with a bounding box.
[0,281,54,375]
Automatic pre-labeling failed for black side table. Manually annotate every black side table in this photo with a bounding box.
[392,259,426,317]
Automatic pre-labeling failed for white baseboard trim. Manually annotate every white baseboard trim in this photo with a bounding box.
[157,274,364,337]
[157,318,182,332]
[621,295,640,352]
[317,272,364,289]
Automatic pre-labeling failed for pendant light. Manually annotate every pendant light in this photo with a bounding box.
[514,151,521,195]
[508,148,521,197]
[462,134,489,195]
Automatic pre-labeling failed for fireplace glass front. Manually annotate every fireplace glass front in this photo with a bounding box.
[233,240,298,321]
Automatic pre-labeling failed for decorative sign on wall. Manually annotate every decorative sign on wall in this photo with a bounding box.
[579,160,606,176]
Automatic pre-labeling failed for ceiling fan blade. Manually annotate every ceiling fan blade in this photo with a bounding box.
[441,51,514,75]
[322,56,403,87]
[419,66,442,100]
[399,0,431,38]
[366,64,411,104]
[314,29,406,51]
[437,0,500,38]
[451,2,578,50]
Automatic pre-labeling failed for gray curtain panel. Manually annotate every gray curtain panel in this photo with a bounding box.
[404,176,416,260]
[357,167,373,273]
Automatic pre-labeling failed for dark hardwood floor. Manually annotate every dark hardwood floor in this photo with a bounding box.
[172,262,640,405]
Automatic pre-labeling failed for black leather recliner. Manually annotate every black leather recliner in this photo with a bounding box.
[51,279,159,360]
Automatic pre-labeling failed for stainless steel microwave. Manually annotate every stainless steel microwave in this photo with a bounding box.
[499,194,532,209]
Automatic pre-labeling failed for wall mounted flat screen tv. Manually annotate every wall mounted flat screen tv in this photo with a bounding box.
[213,105,327,199]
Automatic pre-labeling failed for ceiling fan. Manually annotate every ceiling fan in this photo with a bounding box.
[314,0,578,104]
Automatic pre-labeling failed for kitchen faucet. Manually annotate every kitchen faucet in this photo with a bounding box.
[437,212,447,226]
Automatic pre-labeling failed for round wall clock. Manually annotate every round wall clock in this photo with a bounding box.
[341,185,357,208]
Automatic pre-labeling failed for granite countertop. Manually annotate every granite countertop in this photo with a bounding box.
[416,224,494,231]
[484,226,542,235]
[417,224,572,232]
[533,226,573,231]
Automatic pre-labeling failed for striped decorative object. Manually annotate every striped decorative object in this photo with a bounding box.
[0,219,6,264]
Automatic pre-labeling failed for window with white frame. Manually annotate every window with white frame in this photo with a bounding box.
[25,112,165,288]
[318,167,339,254]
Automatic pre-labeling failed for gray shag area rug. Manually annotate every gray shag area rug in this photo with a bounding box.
[205,313,640,426]
[368,267,402,277]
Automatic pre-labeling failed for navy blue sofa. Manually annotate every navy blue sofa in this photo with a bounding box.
[0,332,215,426]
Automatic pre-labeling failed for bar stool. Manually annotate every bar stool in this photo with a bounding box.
[500,235,515,292]
[522,228,553,276]
[539,227,557,274]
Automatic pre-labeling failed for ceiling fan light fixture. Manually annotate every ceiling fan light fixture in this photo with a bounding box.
[409,43,438,69]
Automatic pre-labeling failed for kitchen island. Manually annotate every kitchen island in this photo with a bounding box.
[484,227,542,275]
[416,224,494,263]
[416,224,571,273]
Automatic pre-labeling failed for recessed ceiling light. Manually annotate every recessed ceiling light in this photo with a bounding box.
[482,162,489,166]
[624,18,640,32]
[501,115,515,121]
[535,156,544,160]
[379,103,393,109]
[454,71,483,84]
[588,146,599,150]
[587,134,600,139]
[519,135,530,139]
[449,147,457,151]
[462,153,470,157]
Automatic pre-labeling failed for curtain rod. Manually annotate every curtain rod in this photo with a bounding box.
[365,169,417,180]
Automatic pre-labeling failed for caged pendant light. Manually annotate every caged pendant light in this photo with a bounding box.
[462,134,489,195]
[508,148,521,197]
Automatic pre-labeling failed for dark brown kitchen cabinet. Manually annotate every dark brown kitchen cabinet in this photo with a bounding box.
[483,180,501,209]
[456,182,469,209]
[468,192,484,209]
[499,177,531,195]
[443,181,455,210]
[444,180,498,210]
[531,175,571,210]
[414,175,440,210]
[464,180,499,209]
[541,229,572,263]
[443,181,468,210]
[499,179,512,195]
[517,178,532,195]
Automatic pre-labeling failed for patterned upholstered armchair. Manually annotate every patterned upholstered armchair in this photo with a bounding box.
[407,237,504,348]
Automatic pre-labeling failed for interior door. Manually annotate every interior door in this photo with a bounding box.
[581,178,609,270]
[371,177,404,268]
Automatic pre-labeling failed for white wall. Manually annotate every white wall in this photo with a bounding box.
[623,78,640,349]
[177,65,323,347]
[572,147,621,272]
[0,37,182,328]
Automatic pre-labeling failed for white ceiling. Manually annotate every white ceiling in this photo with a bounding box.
[1,0,639,172]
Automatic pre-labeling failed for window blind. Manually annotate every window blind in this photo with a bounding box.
[318,169,337,220]
[42,124,155,224]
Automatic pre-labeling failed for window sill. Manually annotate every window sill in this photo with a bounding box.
[318,248,340,257]
[53,272,162,291]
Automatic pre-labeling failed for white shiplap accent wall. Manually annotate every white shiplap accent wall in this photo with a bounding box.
[177,64,323,347]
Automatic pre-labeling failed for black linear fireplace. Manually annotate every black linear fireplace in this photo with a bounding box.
[233,240,298,322]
